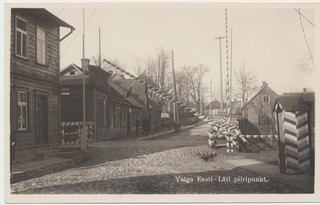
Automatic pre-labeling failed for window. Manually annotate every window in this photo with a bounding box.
[69,71,75,75]
[115,107,120,128]
[36,26,46,64]
[15,16,27,58]
[109,105,114,128]
[263,95,270,104]
[104,99,108,127]
[120,107,127,127]
[110,105,120,128]
[18,91,28,130]
[131,110,135,127]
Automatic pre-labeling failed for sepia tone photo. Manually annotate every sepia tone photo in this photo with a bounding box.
[4,2,320,203]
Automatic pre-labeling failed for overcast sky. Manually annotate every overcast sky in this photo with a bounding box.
[46,3,316,101]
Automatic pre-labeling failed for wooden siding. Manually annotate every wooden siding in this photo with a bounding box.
[11,10,60,85]
[10,10,61,148]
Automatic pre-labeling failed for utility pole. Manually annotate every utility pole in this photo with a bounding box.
[214,36,226,113]
[81,9,87,151]
[171,50,180,132]
[200,81,203,115]
[210,78,212,116]
[98,27,101,67]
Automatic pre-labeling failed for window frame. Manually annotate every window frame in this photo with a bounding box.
[115,107,120,128]
[15,16,28,59]
[17,91,28,131]
[36,25,47,65]
[262,95,271,104]
[103,98,108,127]
[120,107,127,127]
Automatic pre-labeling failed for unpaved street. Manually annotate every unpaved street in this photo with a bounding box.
[11,124,303,194]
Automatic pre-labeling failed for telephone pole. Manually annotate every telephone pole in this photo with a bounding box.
[171,50,180,132]
[81,8,87,151]
[214,36,226,113]
[210,78,212,116]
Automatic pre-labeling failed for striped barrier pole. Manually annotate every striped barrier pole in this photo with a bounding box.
[139,120,143,135]
[61,121,93,146]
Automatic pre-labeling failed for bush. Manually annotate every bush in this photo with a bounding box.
[196,150,217,162]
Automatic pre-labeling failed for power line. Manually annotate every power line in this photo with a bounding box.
[61,8,97,58]
[293,8,315,27]
[297,9,315,68]
[57,8,64,17]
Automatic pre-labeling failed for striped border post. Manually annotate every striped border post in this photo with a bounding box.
[61,121,94,146]
[139,120,143,135]
[274,100,311,174]
[283,110,311,173]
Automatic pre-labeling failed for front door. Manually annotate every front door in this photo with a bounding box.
[37,95,48,145]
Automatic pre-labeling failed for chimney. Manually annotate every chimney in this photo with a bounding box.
[303,88,307,94]
[262,81,268,89]
[81,58,90,73]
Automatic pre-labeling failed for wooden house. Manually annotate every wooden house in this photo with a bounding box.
[10,9,74,160]
[60,60,142,140]
[114,73,162,131]
[241,81,279,135]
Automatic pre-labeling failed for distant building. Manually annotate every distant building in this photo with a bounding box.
[10,9,74,152]
[205,99,241,116]
[241,81,278,134]
[204,100,223,115]
[60,60,142,140]
[114,72,162,131]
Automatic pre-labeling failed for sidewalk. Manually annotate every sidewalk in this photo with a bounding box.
[225,158,314,193]
[11,123,202,183]
[89,123,202,148]
[11,157,75,184]
[137,123,200,141]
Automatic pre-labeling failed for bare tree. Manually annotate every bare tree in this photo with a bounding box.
[176,67,191,105]
[184,64,209,112]
[144,48,171,90]
[90,55,103,66]
[233,64,259,107]
[132,57,143,76]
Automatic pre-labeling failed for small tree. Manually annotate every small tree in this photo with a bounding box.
[185,64,209,112]
[233,64,259,107]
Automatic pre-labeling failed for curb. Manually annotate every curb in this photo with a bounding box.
[10,150,96,184]
[137,123,202,141]
[10,159,75,184]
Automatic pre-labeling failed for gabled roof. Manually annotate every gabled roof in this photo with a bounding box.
[108,84,136,107]
[116,78,161,111]
[283,92,315,103]
[138,72,158,88]
[205,100,224,110]
[276,96,310,112]
[108,81,143,108]
[60,63,85,76]
[242,84,278,110]
[13,8,74,30]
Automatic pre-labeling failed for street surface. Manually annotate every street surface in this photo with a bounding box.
[11,124,303,194]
